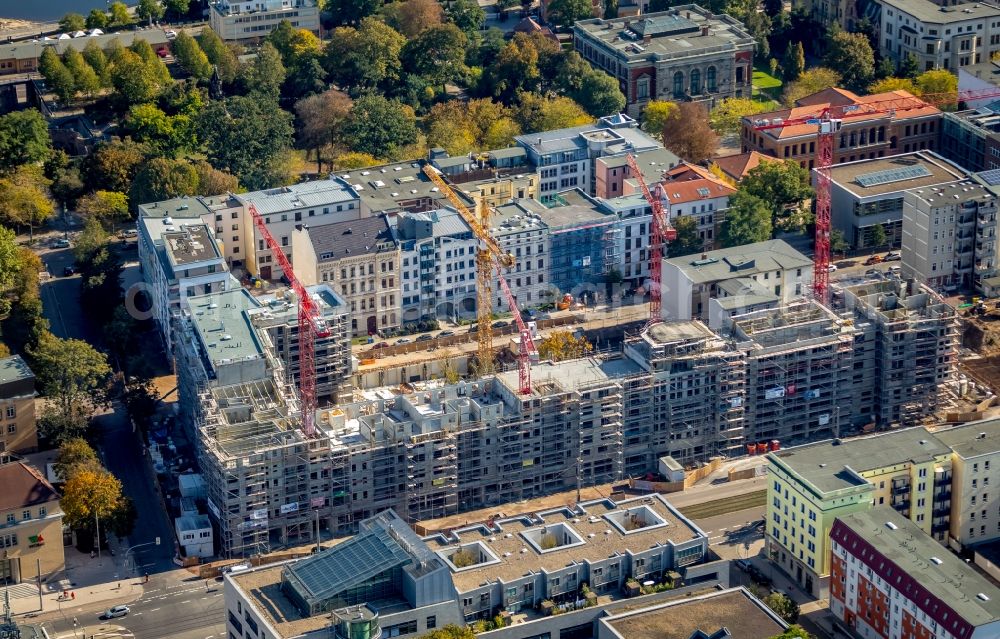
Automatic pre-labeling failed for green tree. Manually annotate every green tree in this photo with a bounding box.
[782,41,804,81]
[332,152,381,169]
[73,215,110,263]
[762,592,800,624]
[545,0,593,26]
[641,100,678,139]
[60,13,87,32]
[323,19,405,91]
[824,30,874,92]
[1,248,47,353]
[709,97,768,136]
[197,96,295,190]
[898,52,920,79]
[285,55,328,99]
[165,0,192,18]
[129,39,172,84]
[830,228,849,255]
[722,190,772,246]
[516,93,592,133]
[325,0,383,26]
[137,0,164,24]
[342,94,418,159]
[29,331,111,432]
[668,215,703,257]
[768,627,813,639]
[172,30,212,80]
[109,1,132,27]
[383,0,443,38]
[740,160,813,227]
[782,67,841,106]
[0,167,54,241]
[82,41,110,86]
[482,33,542,103]
[76,191,129,227]
[662,102,718,164]
[869,76,919,95]
[295,88,353,171]
[447,0,486,37]
[916,69,958,108]
[39,47,76,105]
[60,466,123,531]
[868,222,887,251]
[198,27,240,84]
[63,48,101,98]
[109,49,164,105]
[763,0,782,16]
[0,226,22,308]
[83,139,148,194]
[86,10,109,29]
[875,56,895,81]
[744,10,771,62]
[424,98,521,155]
[0,109,51,172]
[402,24,468,92]
[241,42,286,99]
[417,626,476,639]
[537,331,593,361]
[193,161,239,195]
[54,438,101,482]
[129,158,200,207]
[564,64,625,117]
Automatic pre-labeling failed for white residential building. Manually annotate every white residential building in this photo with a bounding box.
[878,0,1000,72]
[208,0,320,42]
[397,208,478,323]
[138,217,236,351]
[901,179,999,292]
[936,418,1000,549]
[175,514,213,559]
[491,201,551,311]
[599,194,652,295]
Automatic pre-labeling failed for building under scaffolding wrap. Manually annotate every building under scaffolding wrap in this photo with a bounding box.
[842,279,958,427]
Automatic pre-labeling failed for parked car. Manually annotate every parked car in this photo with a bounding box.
[121,229,138,238]
[864,268,882,278]
[864,254,883,265]
[888,265,902,275]
[395,337,412,345]
[62,265,76,276]
[53,238,71,248]
[415,333,434,342]
[370,341,389,349]
[438,330,455,337]
[102,606,130,619]
[492,320,509,328]
[469,324,479,333]
[883,252,901,262]
[826,263,837,272]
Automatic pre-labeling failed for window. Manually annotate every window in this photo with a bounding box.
[690,69,701,95]
[706,66,716,92]
[426,616,436,630]
[5,406,13,419]
[38,507,45,518]
[673,71,684,98]
[637,78,649,100]
[21,510,29,520]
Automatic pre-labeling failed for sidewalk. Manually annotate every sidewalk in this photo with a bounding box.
[5,536,144,619]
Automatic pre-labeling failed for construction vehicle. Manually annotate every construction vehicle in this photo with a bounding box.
[421,163,539,394]
[247,202,330,436]
[751,86,1000,303]
[625,154,677,326]
[557,293,573,311]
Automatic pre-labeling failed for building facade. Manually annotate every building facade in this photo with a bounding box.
[491,202,551,311]
[0,458,64,583]
[573,8,755,117]
[208,0,320,42]
[878,0,1000,72]
[935,418,1000,549]
[940,106,1000,173]
[829,508,1000,639]
[0,356,36,454]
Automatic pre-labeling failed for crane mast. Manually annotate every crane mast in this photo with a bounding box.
[247,202,329,437]
[626,154,677,326]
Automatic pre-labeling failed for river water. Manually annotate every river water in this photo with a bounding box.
[0,0,136,23]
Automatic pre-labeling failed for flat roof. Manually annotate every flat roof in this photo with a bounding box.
[574,6,754,60]
[164,225,222,267]
[340,161,472,213]
[834,508,1000,628]
[541,189,616,229]
[827,152,967,197]
[237,178,359,215]
[767,428,950,494]
[497,356,643,395]
[187,289,264,365]
[601,587,786,639]
[0,355,34,386]
[644,320,717,345]
[424,494,703,593]
[176,514,211,532]
[880,0,1000,23]
[0,29,170,62]
[136,196,217,219]
[934,417,1000,459]
[599,147,680,172]
[664,239,812,284]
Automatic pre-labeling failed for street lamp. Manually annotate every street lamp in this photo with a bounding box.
[123,537,160,577]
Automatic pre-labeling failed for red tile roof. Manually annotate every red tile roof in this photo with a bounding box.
[0,460,60,512]
[713,151,783,181]
[658,177,736,204]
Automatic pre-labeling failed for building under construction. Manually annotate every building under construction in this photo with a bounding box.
[728,300,861,446]
[841,279,959,427]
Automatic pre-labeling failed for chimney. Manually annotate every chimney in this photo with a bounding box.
[701,25,709,36]
[701,253,707,259]
[643,34,652,43]
[686,11,690,18]
[624,19,631,28]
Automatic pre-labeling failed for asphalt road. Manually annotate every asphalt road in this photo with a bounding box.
[38,243,87,341]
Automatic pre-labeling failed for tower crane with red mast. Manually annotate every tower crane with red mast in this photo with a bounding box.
[247,202,330,437]
[626,153,677,326]
[750,87,1000,302]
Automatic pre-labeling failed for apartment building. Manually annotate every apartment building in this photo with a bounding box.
[540,189,620,299]
[491,202,551,312]
[878,0,1000,72]
[728,300,857,448]
[573,8,755,117]
[765,428,953,597]
[842,280,958,427]
[660,239,813,326]
[0,356,36,454]
[935,417,1000,549]
[138,217,237,351]
[396,208,478,323]
[513,114,661,202]
[825,151,967,251]
[594,147,680,200]
[902,179,999,291]
[941,105,1000,172]
[830,508,1000,639]
[208,0,320,42]
[350,161,475,217]
[291,216,401,337]
[237,179,363,281]
[622,321,746,463]
[654,163,737,249]
[598,193,651,294]
[0,457,64,583]
[741,89,942,170]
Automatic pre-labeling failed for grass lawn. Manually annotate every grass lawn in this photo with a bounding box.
[752,67,784,105]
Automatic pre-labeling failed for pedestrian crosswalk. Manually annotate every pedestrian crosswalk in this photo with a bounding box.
[1,583,38,599]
